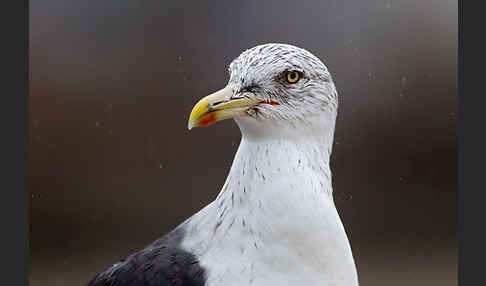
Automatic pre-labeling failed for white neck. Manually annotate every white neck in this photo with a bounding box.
[182,115,358,286]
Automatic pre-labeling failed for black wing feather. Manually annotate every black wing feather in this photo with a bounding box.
[86,226,206,286]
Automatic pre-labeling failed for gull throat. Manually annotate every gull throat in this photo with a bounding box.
[180,113,357,286]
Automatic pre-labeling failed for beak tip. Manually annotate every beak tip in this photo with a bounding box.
[187,120,196,130]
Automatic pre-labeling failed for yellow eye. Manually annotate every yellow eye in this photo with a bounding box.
[286,71,300,84]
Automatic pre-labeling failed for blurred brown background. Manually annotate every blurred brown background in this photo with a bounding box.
[29,0,457,285]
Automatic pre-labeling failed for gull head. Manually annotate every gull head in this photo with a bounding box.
[188,43,338,139]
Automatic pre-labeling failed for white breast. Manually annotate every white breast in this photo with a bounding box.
[181,137,358,286]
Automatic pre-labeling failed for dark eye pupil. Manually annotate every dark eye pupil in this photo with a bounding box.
[290,73,296,79]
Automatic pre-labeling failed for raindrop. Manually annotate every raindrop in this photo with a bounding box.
[95,121,100,127]
[401,77,407,87]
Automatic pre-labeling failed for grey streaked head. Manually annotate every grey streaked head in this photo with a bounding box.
[229,44,338,123]
[188,43,338,136]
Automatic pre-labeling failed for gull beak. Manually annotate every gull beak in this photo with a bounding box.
[188,84,261,130]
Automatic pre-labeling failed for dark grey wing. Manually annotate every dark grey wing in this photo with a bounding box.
[86,227,206,286]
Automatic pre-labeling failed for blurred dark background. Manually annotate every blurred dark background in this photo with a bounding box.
[29,0,457,285]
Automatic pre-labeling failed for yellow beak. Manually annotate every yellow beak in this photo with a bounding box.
[188,84,260,130]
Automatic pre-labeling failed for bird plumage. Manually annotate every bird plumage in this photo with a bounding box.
[86,43,358,286]
[87,225,206,286]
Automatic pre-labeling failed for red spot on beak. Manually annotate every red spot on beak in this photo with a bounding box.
[198,113,216,127]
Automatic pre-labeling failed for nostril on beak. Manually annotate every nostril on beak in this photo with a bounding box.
[212,101,225,107]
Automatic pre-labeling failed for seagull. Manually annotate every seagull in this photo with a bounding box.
[86,43,359,286]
